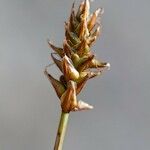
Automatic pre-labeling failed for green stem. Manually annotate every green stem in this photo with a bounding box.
[54,111,69,150]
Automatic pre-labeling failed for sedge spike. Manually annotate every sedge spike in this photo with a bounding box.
[45,1,110,149]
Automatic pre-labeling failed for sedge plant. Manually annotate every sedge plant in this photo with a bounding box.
[44,0,110,149]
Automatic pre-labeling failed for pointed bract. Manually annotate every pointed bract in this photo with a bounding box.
[69,2,79,31]
[88,8,101,31]
[51,53,63,72]
[76,1,84,20]
[63,40,73,58]
[76,74,89,94]
[77,54,94,72]
[76,38,90,56]
[91,26,101,38]
[82,0,90,20]
[44,69,66,98]
[60,81,77,113]
[62,55,79,81]
[73,100,93,111]
[48,41,64,57]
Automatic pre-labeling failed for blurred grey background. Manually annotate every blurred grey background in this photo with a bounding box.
[0,0,150,150]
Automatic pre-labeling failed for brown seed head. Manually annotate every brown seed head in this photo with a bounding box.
[45,0,110,112]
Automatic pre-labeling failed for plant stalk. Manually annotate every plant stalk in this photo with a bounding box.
[54,111,69,150]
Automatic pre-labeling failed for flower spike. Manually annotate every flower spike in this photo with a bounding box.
[46,1,110,113]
